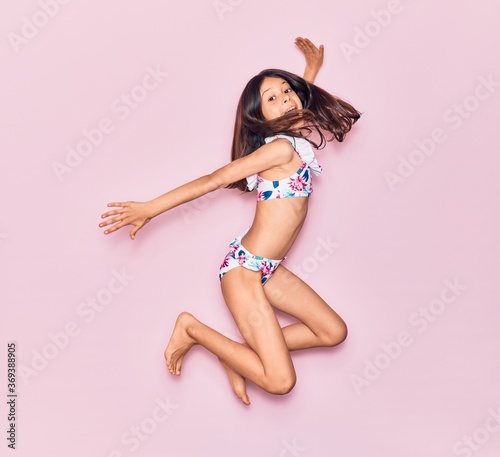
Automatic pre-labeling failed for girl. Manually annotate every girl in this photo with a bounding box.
[99,38,361,405]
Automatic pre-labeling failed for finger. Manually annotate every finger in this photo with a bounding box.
[103,221,126,235]
[107,202,126,208]
[100,213,124,225]
[295,37,308,48]
[297,39,318,57]
[99,218,123,228]
[300,38,315,51]
[302,37,313,47]
[130,226,139,240]
[100,217,123,230]
[295,38,304,48]
[101,209,122,219]
[295,40,309,53]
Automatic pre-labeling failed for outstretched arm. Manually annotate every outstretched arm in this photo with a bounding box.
[99,139,295,239]
[99,174,216,239]
[295,37,324,84]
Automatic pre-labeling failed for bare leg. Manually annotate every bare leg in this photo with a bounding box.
[164,267,296,404]
[264,265,348,349]
[163,313,197,376]
[218,357,250,405]
[217,265,348,402]
[165,313,252,404]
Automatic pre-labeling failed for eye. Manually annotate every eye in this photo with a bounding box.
[268,95,276,102]
[284,87,293,93]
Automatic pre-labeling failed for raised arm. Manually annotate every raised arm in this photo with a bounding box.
[99,139,295,239]
[295,37,324,84]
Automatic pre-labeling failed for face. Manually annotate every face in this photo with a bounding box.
[259,77,303,121]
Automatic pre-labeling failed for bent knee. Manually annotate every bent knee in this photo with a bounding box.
[321,320,348,347]
[264,373,297,395]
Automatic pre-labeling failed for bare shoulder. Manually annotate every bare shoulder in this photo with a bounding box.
[209,137,296,189]
[263,138,296,164]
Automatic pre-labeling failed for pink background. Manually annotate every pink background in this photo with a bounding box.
[1,1,499,456]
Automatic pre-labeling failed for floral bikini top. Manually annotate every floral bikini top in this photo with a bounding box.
[246,135,322,201]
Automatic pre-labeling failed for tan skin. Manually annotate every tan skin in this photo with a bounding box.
[99,38,346,406]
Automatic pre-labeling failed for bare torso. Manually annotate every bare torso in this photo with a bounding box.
[240,147,310,259]
[241,198,308,259]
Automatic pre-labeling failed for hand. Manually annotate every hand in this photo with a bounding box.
[99,201,152,240]
[295,37,324,83]
[295,37,324,69]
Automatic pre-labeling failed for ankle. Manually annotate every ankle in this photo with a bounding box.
[178,312,198,341]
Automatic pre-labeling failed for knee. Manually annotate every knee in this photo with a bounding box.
[321,320,348,347]
[264,373,297,395]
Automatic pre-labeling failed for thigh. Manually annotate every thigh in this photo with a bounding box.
[263,265,347,336]
[220,266,293,371]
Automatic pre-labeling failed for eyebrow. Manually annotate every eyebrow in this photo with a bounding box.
[261,80,287,97]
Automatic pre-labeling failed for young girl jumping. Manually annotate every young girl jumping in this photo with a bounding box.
[99,38,361,405]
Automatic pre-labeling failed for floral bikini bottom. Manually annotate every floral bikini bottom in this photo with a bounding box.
[219,229,286,285]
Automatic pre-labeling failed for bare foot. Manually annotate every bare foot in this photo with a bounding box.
[218,357,250,405]
[164,312,197,376]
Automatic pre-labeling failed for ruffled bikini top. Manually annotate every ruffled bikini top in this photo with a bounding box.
[246,135,322,201]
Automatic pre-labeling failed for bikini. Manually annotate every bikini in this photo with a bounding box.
[219,135,322,285]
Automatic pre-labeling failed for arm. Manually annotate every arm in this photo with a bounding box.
[99,139,295,239]
[295,37,324,84]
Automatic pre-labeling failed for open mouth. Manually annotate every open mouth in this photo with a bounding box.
[284,106,297,114]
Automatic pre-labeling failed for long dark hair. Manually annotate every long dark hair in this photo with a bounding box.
[227,69,361,191]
